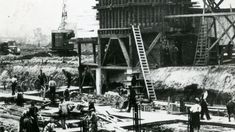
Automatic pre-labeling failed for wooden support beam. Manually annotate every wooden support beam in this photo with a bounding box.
[146,33,162,56]
[203,1,235,47]
[136,33,162,67]
[78,42,82,92]
[209,20,235,50]
[92,42,96,63]
[214,17,235,46]
[102,39,112,65]
[165,12,235,19]
[129,35,133,67]
[118,38,131,67]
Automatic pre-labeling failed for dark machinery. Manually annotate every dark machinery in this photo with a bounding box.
[0,41,21,55]
[51,29,76,56]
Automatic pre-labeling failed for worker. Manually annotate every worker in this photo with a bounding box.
[172,44,179,66]
[16,87,24,107]
[38,69,47,88]
[189,98,201,132]
[48,76,57,102]
[88,101,96,112]
[131,75,137,86]
[3,81,6,90]
[28,102,40,132]
[59,99,70,129]
[62,69,72,88]
[11,75,17,96]
[88,108,98,132]
[200,89,211,120]
[127,86,137,112]
[63,87,70,101]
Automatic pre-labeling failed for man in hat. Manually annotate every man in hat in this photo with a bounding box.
[11,75,17,95]
[38,69,47,89]
[189,98,201,132]
[200,89,211,120]
[48,76,57,102]
[62,69,72,88]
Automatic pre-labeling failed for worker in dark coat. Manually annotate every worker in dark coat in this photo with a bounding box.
[131,75,137,86]
[63,87,70,101]
[48,76,57,102]
[189,98,201,132]
[127,86,137,112]
[38,69,47,88]
[28,102,40,132]
[16,86,24,107]
[200,90,211,120]
[11,75,17,95]
[62,69,72,88]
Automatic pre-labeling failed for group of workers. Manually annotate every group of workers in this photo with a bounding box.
[189,90,211,132]
[7,69,72,106]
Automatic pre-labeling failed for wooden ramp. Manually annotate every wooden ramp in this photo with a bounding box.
[0,93,50,103]
[24,86,85,95]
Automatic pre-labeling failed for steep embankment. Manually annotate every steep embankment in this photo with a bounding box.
[149,66,235,93]
[148,66,235,104]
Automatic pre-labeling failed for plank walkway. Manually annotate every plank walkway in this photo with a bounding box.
[24,86,93,95]
[95,105,235,129]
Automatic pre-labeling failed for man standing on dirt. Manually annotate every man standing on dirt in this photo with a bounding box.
[38,69,47,88]
[127,86,137,112]
[200,89,211,120]
[59,99,70,129]
[62,69,72,88]
[189,98,201,132]
[48,76,57,102]
[11,75,17,95]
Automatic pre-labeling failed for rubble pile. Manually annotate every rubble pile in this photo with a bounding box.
[96,91,126,107]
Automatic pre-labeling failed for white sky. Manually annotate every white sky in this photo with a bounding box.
[0,0,235,43]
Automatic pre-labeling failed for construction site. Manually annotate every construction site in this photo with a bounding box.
[1,0,235,131]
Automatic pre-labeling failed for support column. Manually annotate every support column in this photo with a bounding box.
[78,42,83,92]
[96,36,102,95]
[96,68,102,95]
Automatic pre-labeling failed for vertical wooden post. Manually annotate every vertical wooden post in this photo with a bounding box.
[129,35,133,67]
[78,42,83,92]
[93,42,96,63]
[96,36,102,95]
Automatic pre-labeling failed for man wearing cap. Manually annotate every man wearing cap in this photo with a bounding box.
[62,69,72,88]
[48,76,56,102]
[189,98,201,132]
[200,90,211,120]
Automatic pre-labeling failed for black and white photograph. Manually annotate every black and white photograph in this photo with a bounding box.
[1,0,235,131]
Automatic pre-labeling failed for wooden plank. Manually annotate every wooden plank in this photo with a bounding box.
[118,38,131,67]
[146,32,162,56]
[165,12,235,18]
[102,39,112,65]
[129,35,133,67]
[101,66,129,70]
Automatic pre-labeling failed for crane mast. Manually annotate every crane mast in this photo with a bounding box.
[58,0,67,30]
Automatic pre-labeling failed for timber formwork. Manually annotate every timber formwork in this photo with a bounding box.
[94,0,196,95]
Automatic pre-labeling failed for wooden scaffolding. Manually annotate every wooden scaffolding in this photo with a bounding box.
[94,0,195,98]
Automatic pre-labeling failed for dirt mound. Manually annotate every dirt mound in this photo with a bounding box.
[148,66,235,94]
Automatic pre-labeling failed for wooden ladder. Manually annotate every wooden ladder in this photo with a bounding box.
[132,25,157,101]
[194,21,209,66]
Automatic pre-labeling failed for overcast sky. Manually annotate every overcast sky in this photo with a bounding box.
[0,0,235,43]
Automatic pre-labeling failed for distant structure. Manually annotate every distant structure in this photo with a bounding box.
[93,0,235,98]
[51,0,76,56]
